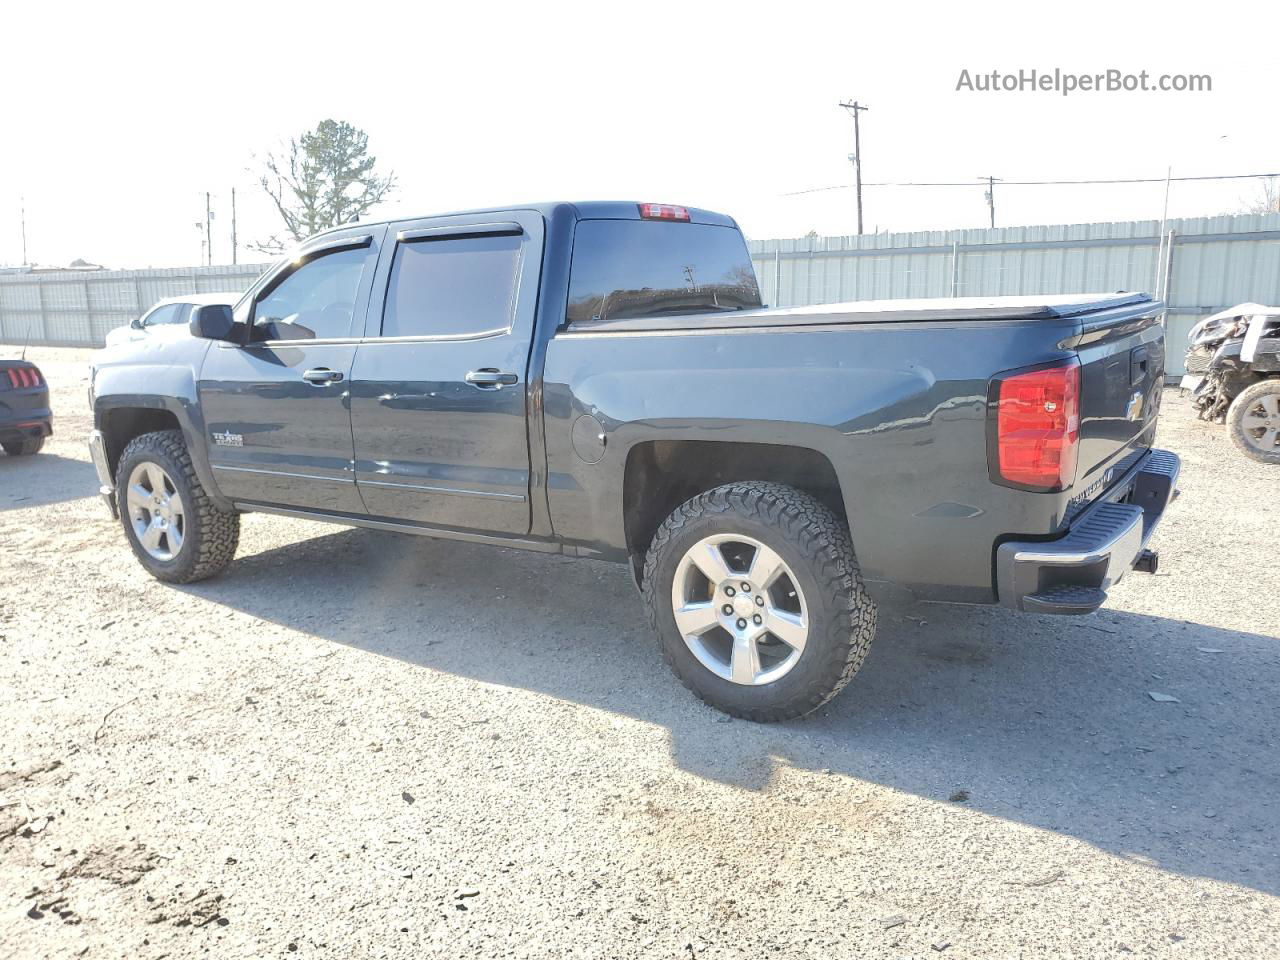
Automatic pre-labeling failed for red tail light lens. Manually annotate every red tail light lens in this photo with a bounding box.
[5,367,41,388]
[638,203,690,222]
[990,359,1081,491]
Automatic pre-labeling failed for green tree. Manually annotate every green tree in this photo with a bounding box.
[256,119,396,252]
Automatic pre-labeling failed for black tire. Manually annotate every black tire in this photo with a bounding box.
[2,436,44,456]
[115,429,240,583]
[642,481,877,722]
[1227,379,1280,465]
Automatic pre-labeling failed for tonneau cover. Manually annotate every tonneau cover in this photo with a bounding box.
[573,292,1157,333]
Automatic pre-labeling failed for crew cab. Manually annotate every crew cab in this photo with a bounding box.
[87,201,1179,720]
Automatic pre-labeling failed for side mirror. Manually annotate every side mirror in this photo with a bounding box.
[189,304,237,342]
[130,317,144,329]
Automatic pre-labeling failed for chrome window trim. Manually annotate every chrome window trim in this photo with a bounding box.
[226,327,513,349]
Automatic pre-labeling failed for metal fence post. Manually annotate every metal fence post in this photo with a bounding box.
[35,281,48,344]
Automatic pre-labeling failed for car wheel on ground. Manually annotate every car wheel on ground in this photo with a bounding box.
[1227,379,1280,464]
[115,429,241,583]
[1,436,45,456]
[642,481,877,722]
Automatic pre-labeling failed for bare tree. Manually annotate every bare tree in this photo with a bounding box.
[254,119,396,253]
[1238,176,1280,215]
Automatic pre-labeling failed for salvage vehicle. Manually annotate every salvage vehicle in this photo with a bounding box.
[0,357,51,456]
[87,202,1180,720]
[1181,302,1280,464]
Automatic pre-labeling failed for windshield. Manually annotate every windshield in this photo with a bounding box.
[566,219,761,325]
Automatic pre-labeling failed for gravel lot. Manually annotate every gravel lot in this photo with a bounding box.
[2,345,1278,959]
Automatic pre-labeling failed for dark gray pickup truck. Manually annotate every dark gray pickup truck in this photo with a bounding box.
[88,201,1179,720]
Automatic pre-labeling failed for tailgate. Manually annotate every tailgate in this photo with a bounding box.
[1072,303,1165,502]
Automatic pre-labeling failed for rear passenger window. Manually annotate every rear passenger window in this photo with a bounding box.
[381,234,521,338]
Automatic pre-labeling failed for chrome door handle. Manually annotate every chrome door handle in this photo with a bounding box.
[465,369,519,389]
[302,368,344,384]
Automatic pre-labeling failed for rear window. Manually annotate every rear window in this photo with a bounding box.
[566,220,761,325]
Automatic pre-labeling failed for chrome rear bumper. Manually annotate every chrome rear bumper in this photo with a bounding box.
[996,448,1180,615]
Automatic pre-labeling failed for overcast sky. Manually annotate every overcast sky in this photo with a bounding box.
[1,0,1275,268]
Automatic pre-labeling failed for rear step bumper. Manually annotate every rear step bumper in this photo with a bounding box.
[996,448,1180,615]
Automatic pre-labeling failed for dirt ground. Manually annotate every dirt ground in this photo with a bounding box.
[1,345,1278,959]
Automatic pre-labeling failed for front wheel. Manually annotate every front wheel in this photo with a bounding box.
[642,481,877,722]
[1227,379,1280,464]
[115,429,240,583]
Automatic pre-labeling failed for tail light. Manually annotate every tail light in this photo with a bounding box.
[6,367,42,388]
[638,203,690,222]
[988,359,1081,491]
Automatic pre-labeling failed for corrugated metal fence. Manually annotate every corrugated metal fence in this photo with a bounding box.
[3,213,1278,375]
[0,264,270,347]
[749,213,1280,375]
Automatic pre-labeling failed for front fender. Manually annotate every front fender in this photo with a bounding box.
[91,340,231,511]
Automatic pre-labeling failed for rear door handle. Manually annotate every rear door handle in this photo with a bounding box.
[465,369,519,388]
[302,368,344,384]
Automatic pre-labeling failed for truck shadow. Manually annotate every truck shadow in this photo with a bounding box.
[183,524,1280,897]
[0,453,98,510]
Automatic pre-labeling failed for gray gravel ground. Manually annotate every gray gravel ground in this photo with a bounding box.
[1,346,1277,960]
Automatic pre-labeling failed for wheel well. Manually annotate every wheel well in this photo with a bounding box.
[100,408,182,478]
[623,440,847,583]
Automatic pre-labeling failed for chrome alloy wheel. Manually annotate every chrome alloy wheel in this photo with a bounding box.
[125,462,186,561]
[670,534,809,686]
[1240,392,1280,453]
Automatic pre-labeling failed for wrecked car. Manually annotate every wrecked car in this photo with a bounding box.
[1182,302,1280,464]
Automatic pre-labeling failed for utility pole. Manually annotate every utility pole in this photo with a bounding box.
[231,187,238,265]
[839,100,869,235]
[982,175,1002,229]
[205,192,213,266]
[19,195,27,265]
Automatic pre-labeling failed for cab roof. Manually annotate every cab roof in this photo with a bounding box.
[306,201,738,242]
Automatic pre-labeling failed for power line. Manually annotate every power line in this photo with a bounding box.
[782,171,1280,196]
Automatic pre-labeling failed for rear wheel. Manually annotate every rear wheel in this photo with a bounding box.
[115,430,240,582]
[1227,380,1280,464]
[642,481,876,722]
[2,436,44,456]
